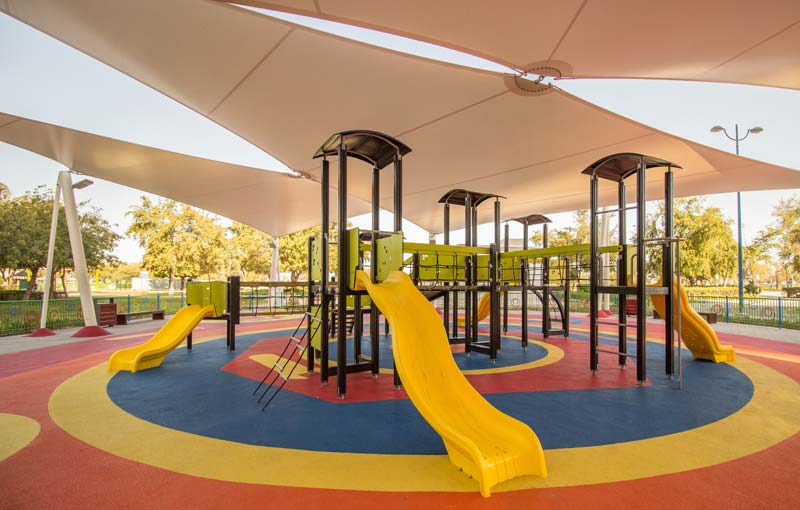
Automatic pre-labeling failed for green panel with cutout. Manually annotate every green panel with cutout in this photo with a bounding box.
[375,232,403,282]
[309,305,323,350]
[348,228,360,289]
[185,281,227,316]
[310,237,322,281]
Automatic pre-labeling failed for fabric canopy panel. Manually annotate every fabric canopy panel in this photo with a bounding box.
[0,113,367,236]
[4,0,800,234]
[235,0,800,90]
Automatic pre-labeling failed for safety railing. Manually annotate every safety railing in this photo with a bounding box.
[0,293,188,336]
[239,282,309,316]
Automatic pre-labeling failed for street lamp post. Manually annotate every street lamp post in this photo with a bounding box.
[709,123,764,313]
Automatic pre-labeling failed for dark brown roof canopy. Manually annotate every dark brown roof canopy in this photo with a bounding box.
[438,189,504,207]
[314,130,412,170]
[581,153,681,182]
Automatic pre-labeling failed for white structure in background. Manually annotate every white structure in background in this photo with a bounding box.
[269,238,280,282]
[30,171,109,337]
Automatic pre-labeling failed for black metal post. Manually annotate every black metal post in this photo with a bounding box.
[636,158,647,383]
[563,256,570,336]
[543,222,551,339]
[320,159,330,385]
[503,222,509,333]
[590,173,599,372]
[490,243,499,359]
[493,199,501,352]
[664,168,675,376]
[464,194,472,348]
[443,203,451,338]
[337,145,348,397]
[307,236,315,373]
[521,221,529,348]
[370,166,380,376]
[393,155,402,388]
[227,275,240,351]
[618,180,628,366]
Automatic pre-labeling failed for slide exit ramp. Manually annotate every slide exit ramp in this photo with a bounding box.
[355,270,546,497]
[107,304,216,372]
[651,280,734,363]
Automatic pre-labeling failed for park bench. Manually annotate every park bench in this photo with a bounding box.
[653,308,717,324]
[698,311,718,324]
[116,309,166,325]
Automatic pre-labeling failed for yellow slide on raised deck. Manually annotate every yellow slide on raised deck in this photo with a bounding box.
[651,280,734,363]
[107,304,216,372]
[355,270,546,497]
[457,291,499,327]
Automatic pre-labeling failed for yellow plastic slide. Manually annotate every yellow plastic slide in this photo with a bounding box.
[651,280,735,363]
[457,291,500,327]
[107,304,216,372]
[355,270,546,497]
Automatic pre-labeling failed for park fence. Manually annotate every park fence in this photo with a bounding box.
[1,287,798,337]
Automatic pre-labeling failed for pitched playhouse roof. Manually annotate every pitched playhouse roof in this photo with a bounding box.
[3,0,799,234]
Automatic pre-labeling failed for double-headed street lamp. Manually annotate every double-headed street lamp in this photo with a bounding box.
[709,123,764,311]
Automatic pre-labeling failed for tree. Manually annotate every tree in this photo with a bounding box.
[278,224,339,282]
[0,182,9,201]
[177,206,227,282]
[229,222,272,280]
[548,210,591,247]
[0,186,119,298]
[127,197,228,289]
[757,195,800,285]
[127,198,182,289]
[645,198,736,285]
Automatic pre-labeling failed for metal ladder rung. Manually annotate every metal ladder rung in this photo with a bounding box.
[596,321,632,327]
[596,348,636,358]
[272,363,288,381]
[304,311,322,323]
[290,335,304,345]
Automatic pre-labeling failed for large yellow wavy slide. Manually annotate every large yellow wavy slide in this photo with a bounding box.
[651,280,734,363]
[355,270,546,497]
[108,304,216,372]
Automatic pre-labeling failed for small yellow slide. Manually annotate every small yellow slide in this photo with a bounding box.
[457,291,500,327]
[355,271,546,497]
[651,280,735,363]
[108,304,216,372]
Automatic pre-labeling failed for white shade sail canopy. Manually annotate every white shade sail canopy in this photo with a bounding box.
[0,113,368,236]
[3,0,800,234]
[231,0,800,90]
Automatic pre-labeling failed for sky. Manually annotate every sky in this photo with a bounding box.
[1,11,798,262]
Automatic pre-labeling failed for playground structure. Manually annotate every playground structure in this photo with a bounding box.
[107,276,240,372]
[240,130,725,496]
[295,132,738,394]
[100,129,738,496]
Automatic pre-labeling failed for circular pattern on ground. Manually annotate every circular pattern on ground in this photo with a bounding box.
[0,413,40,461]
[47,325,800,492]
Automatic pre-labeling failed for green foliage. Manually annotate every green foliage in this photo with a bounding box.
[229,222,273,279]
[277,224,343,282]
[645,198,736,285]
[127,198,227,288]
[0,186,118,299]
[548,210,590,247]
[757,195,800,282]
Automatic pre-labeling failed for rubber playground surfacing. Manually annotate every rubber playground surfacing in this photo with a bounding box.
[1,314,799,509]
